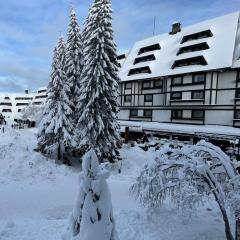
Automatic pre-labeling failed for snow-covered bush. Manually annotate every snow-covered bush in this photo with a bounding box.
[66,149,119,240]
[21,105,44,125]
[131,140,240,240]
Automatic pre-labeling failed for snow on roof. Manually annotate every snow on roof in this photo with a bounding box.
[119,12,240,82]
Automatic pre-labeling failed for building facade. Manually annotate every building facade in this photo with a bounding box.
[0,87,47,123]
[118,12,240,129]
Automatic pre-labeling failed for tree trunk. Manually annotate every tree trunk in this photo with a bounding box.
[58,143,61,160]
[213,191,234,240]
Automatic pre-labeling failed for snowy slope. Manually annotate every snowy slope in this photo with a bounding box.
[0,128,228,240]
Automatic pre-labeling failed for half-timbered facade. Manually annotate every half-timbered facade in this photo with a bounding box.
[118,12,240,128]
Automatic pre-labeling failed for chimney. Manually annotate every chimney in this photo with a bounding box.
[169,22,181,35]
[25,90,29,94]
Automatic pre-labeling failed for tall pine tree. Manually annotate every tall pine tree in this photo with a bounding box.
[65,7,83,117]
[38,37,74,160]
[75,0,120,162]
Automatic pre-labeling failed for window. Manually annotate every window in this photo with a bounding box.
[138,44,161,55]
[172,110,183,119]
[4,97,10,100]
[2,109,11,112]
[18,109,22,112]
[192,90,204,99]
[144,109,152,117]
[15,97,33,100]
[181,30,213,44]
[236,110,240,119]
[38,90,47,94]
[124,95,132,103]
[154,79,163,88]
[171,56,208,69]
[172,76,183,85]
[144,94,153,102]
[142,81,151,89]
[177,42,209,55]
[117,54,126,60]
[193,74,205,83]
[125,82,132,89]
[134,54,156,64]
[35,95,48,99]
[0,102,12,106]
[16,103,29,106]
[128,67,151,76]
[236,89,240,99]
[171,92,182,100]
[192,110,204,119]
[33,102,42,105]
[130,109,138,117]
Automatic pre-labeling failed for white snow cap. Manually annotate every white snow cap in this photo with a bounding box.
[82,149,100,177]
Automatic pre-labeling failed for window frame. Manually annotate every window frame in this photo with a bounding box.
[191,90,205,99]
[142,81,151,90]
[154,79,163,88]
[143,109,152,117]
[171,110,183,119]
[124,95,132,103]
[192,110,204,119]
[130,109,138,117]
[193,73,206,84]
[125,82,132,90]
[171,76,183,86]
[144,94,153,102]
[170,92,182,100]
[235,110,240,119]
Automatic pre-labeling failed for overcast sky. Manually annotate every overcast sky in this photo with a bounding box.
[0,0,239,92]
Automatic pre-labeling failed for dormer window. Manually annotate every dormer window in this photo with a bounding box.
[138,44,161,55]
[117,54,126,60]
[171,56,208,69]
[128,66,151,76]
[134,54,156,65]
[181,30,213,44]
[177,42,209,55]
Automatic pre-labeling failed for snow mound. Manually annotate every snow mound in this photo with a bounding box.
[0,127,73,184]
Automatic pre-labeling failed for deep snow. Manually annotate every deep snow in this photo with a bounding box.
[0,127,227,240]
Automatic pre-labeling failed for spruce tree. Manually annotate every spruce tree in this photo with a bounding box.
[38,37,74,160]
[65,7,83,116]
[75,0,120,163]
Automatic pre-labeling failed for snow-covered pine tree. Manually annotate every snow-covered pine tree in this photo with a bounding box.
[37,37,74,160]
[68,149,119,240]
[75,0,120,162]
[65,7,83,117]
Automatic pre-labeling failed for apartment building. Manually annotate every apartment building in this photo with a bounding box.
[117,12,240,134]
[0,87,47,123]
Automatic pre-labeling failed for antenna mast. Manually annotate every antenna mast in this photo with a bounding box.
[153,16,156,36]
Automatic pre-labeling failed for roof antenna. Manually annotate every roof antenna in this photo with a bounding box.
[153,16,156,36]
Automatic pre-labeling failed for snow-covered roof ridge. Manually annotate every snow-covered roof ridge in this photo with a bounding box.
[119,12,240,82]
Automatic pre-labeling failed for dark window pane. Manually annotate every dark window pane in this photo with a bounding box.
[144,95,153,102]
[192,91,204,99]
[142,81,151,89]
[154,79,162,88]
[236,90,240,98]
[192,110,204,119]
[236,110,240,119]
[144,110,152,117]
[125,82,132,89]
[171,92,182,100]
[124,95,132,102]
[130,109,138,117]
[172,110,182,119]
[172,77,182,85]
[193,74,205,83]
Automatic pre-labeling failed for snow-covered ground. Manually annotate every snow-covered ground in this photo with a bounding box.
[0,127,228,240]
